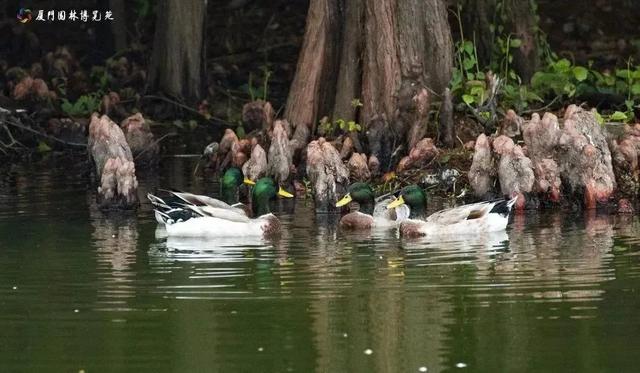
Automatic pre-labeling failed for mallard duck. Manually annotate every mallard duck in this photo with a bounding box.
[150,177,293,237]
[386,185,518,237]
[152,167,252,224]
[219,167,251,205]
[335,182,409,229]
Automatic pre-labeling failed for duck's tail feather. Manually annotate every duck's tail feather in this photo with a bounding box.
[490,196,518,217]
[147,193,171,210]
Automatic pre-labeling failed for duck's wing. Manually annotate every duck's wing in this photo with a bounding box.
[425,200,497,226]
[168,191,248,216]
[183,204,251,223]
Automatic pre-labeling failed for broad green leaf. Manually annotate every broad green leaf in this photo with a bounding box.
[510,38,522,48]
[572,66,588,82]
[463,41,474,55]
[616,69,632,79]
[553,58,571,73]
[631,83,640,95]
[610,111,628,121]
[462,94,475,105]
[235,125,245,138]
[470,86,484,95]
[463,58,476,71]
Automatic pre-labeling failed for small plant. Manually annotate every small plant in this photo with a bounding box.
[318,98,364,137]
[60,93,101,117]
[242,67,272,101]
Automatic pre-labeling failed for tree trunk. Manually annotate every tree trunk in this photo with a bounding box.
[286,0,453,172]
[147,0,206,104]
[332,0,363,123]
[284,0,342,132]
[110,0,127,52]
[461,0,497,68]
[504,0,539,83]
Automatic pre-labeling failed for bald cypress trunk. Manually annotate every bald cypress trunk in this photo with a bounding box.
[286,0,453,171]
[284,0,342,133]
[461,0,497,69]
[147,0,206,104]
[462,0,539,81]
[503,0,539,83]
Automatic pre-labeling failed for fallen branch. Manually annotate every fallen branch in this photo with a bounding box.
[141,95,235,127]
[2,117,87,148]
[134,132,176,161]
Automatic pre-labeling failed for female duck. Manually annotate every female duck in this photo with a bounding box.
[335,182,409,229]
[150,177,293,237]
[386,185,517,237]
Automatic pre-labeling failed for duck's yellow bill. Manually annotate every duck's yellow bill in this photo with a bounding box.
[278,187,294,198]
[335,193,352,207]
[243,177,256,186]
[387,195,405,209]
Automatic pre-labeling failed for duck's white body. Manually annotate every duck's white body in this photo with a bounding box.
[148,191,281,238]
[164,214,278,238]
[400,197,517,237]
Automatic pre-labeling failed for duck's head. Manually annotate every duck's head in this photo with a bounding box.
[252,177,294,216]
[336,182,375,211]
[220,167,245,203]
[387,185,427,216]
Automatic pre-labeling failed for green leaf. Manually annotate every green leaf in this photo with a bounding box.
[462,94,475,105]
[463,58,476,71]
[470,86,485,97]
[526,91,544,103]
[466,72,475,81]
[553,58,571,73]
[463,41,474,55]
[572,66,588,82]
[37,141,52,153]
[235,125,245,138]
[631,83,640,96]
[350,98,363,108]
[610,111,628,121]
[594,110,604,125]
[604,74,616,86]
[563,83,576,97]
[616,69,632,79]
[509,38,522,48]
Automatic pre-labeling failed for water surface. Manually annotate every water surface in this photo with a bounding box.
[1,158,639,372]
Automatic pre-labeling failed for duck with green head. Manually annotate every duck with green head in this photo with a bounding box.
[148,176,294,237]
[220,167,247,204]
[386,185,427,218]
[387,184,518,238]
[335,182,410,229]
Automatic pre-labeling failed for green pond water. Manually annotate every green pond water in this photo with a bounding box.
[1,157,640,372]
